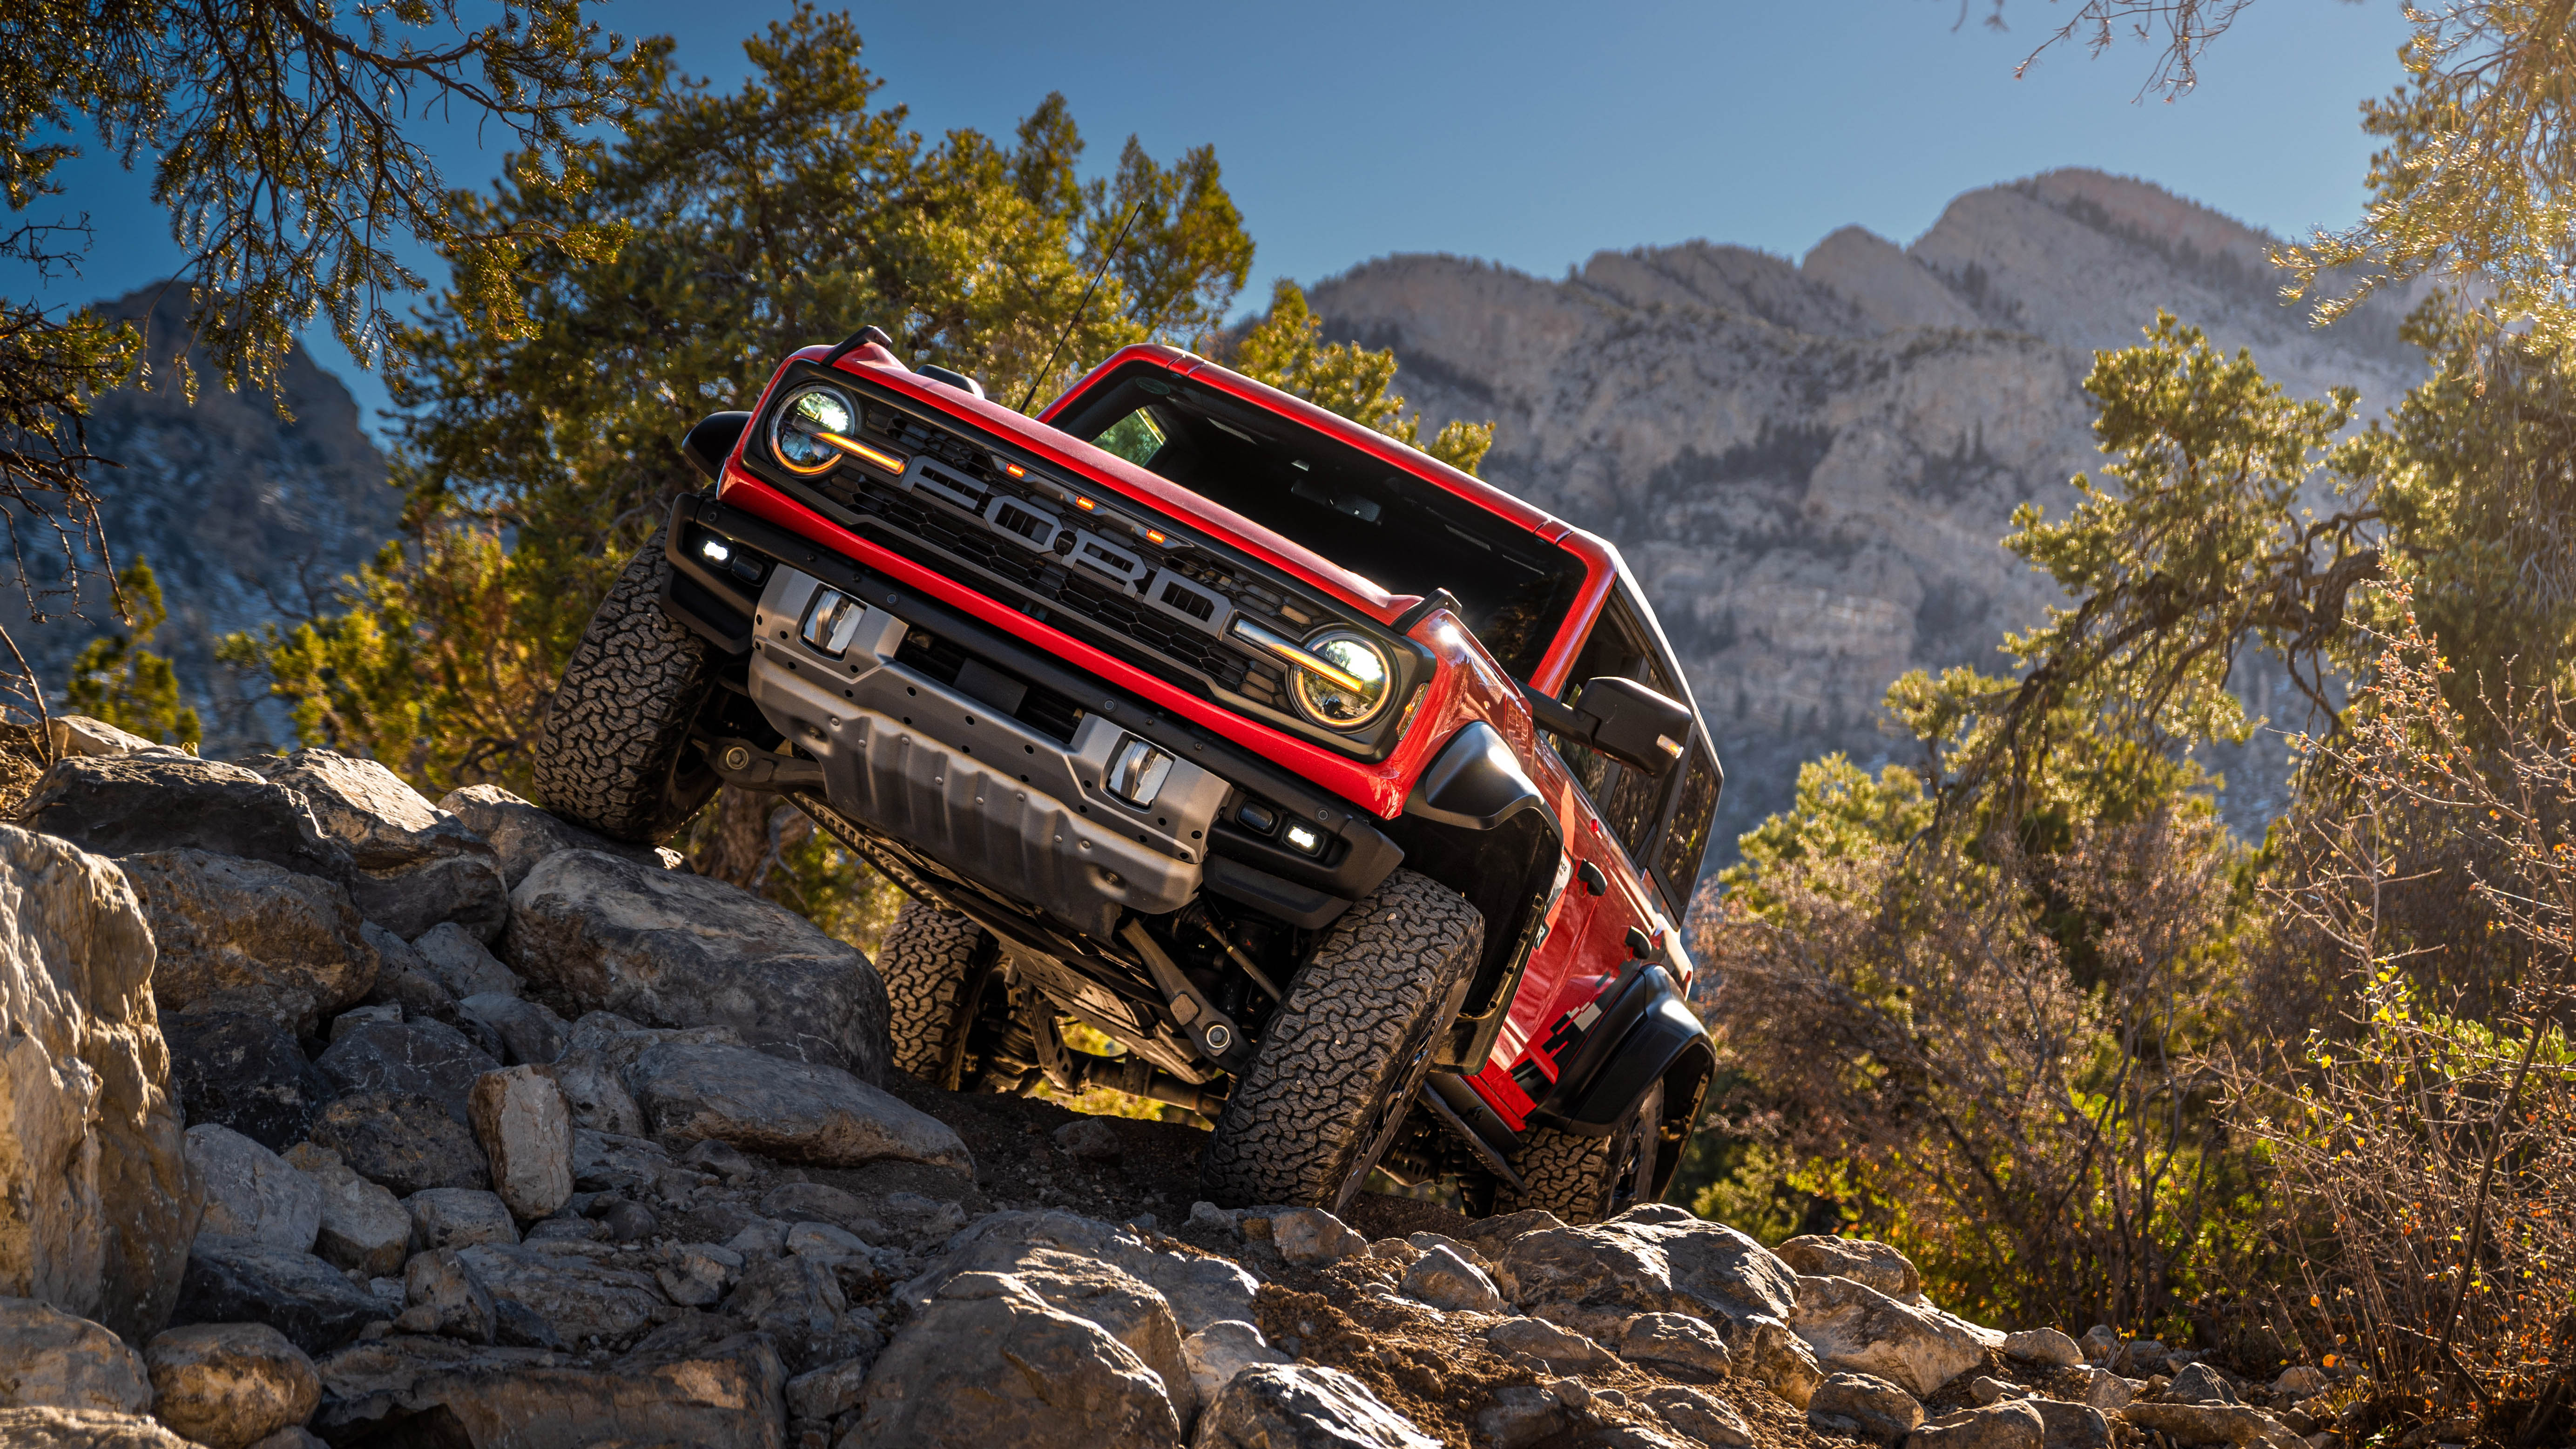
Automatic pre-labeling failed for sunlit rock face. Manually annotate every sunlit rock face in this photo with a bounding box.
[1309,168,2430,879]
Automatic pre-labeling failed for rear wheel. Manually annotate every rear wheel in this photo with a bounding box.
[1496,1080,1664,1225]
[1199,869,1483,1213]
[532,528,720,844]
[877,895,996,1084]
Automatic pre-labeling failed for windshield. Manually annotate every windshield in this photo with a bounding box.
[1052,365,1588,681]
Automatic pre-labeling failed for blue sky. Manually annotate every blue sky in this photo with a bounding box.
[20,0,2412,433]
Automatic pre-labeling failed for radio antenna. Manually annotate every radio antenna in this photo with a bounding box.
[1017,198,1144,414]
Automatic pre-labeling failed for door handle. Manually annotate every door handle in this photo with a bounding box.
[1577,860,1609,897]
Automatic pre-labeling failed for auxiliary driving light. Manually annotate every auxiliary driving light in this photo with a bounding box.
[800,588,865,657]
[1282,821,1325,856]
[1106,737,1174,808]
[698,536,732,566]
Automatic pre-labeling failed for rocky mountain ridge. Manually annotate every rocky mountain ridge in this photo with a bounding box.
[0,715,2356,1447]
[1308,168,2429,868]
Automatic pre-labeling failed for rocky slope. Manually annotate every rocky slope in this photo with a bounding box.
[9,285,404,752]
[0,715,2362,1447]
[1308,168,2431,868]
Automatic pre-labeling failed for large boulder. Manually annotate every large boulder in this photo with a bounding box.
[186,1124,321,1253]
[283,1146,410,1278]
[314,1316,786,1448]
[1491,1205,1799,1340]
[899,1210,1260,1337]
[314,1020,499,1123]
[623,1040,968,1172]
[174,1235,386,1355]
[142,1322,321,1449]
[974,1247,1196,1428]
[13,756,350,882]
[252,750,507,941]
[412,923,519,1000]
[455,992,567,1067]
[408,1241,675,1351]
[119,851,376,1036]
[1194,1364,1438,1449]
[0,825,196,1338]
[306,1091,489,1196]
[1789,1275,1987,1398]
[466,1066,573,1220]
[1809,1371,1925,1446]
[438,785,673,890]
[1776,1234,1922,1300]
[0,1298,153,1412]
[158,1012,334,1151]
[853,1271,1184,1448]
[509,850,890,1078]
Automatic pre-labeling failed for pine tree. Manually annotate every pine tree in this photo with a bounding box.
[66,558,200,749]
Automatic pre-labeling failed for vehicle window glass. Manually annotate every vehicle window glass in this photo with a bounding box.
[1554,590,1684,864]
[1052,365,1589,682]
[1652,740,1722,900]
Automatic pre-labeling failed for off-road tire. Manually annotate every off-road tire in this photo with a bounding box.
[1497,1080,1663,1226]
[532,526,720,844]
[1199,868,1483,1212]
[878,895,992,1082]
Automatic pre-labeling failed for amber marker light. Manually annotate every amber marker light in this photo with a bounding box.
[1144,529,1167,545]
[817,433,906,474]
[1002,461,1028,479]
[1072,495,1098,511]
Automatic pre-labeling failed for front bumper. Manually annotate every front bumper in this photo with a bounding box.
[748,565,1230,939]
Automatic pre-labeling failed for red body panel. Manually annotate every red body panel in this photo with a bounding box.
[718,339,1684,1129]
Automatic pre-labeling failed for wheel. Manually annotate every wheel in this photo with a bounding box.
[876,895,995,1083]
[1496,1079,1664,1225]
[1199,869,1484,1213]
[532,527,721,844]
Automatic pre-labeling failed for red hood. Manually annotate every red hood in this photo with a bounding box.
[797,344,1411,626]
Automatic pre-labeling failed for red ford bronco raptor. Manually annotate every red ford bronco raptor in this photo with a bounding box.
[530,326,1724,1223]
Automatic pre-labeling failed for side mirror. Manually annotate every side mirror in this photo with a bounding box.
[681,411,753,482]
[1523,676,1691,777]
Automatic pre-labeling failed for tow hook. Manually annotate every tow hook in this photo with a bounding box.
[706,736,826,792]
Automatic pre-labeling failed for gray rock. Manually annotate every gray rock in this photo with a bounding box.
[573,1128,672,1193]
[121,850,376,1036]
[595,1198,658,1243]
[468,1065,573,1219]
[2076,1366,2135,1409]
[1776,1233,1922,1300]
[0,1407,199,1447]
[783,1353,874,1422]
[0,827,195,1339]
[1055,1116,1123,1162]
[15,755,352,882]
[412,921,519,1000]
[142,1322,321,1449]
[326,1003,402,1042]
[656,1244,741,1308]
[1808,1371,1924,1446]
[1491,1205,1799,1343]
[784,1221,869,1268]
[2004,1327,2087,1368]
[1195,1363,1437,1449]
[1474,1384,1568,1449]
[447,1242,674,1351]
[2117,1337,2171,1376]
[437,784,671,890]
[2119,1400,2291,1447]
[625,1040,970,1171]
[174,1234,385,1355]
[313,1315,787,1447]
[1621,1311,1735,1380]
[982,1248,1197,1429]
[160,1010,336,1151]
[2077,1324,2120,1364]
[393,1247,495,1341]
[2271,1365,2327,1398]
[314,1018,499,1122]
[283,1144,410,1277]
[1790,1273,1987,1397]
[2029,1397,2113,1449]
[308,1091,489,1196]
[0,1298,153,1412]
[723,1253,869,1373]
[1239,1205,1367,1266]
[457,991,567,1065]
[255,749,507,941]
[187,1124,323,1253]
[403,1187,520,1252]
[550,1048,645,1134]
[1181,1320,1290,1415]
[2167,1362,2243,1405]
[681,1137,759,1180]
[357,921,458,1023]
[1399,1243,1502,1312]
[1643,1384,1755,1448]
[855,1272,1183,1447]
[509,849,890,1078]
[1485,1315,1617,1371]
[1913,1401,2048,1449]
[47,714,173,759]
[898,1209,1260,1337]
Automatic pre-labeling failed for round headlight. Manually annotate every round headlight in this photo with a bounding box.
[1289,630,1394,731]
[771,384,856,475]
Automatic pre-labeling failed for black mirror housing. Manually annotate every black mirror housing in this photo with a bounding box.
[682,411,754,482]
[1570,676,1691,777]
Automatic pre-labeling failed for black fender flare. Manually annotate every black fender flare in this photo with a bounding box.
[1403,721,1546,830]
[1532,961,1712,1148]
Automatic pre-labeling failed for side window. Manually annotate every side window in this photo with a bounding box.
[1652,739,1722,901]
[1554,589,1686,865]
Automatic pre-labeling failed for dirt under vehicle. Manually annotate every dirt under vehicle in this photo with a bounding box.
[529,326,1726,1222]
